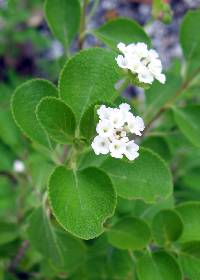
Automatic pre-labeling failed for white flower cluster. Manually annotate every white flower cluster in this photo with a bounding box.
[116,42,166,84]
[91,103,145,161]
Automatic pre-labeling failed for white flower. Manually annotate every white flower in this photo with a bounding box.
[119,103,131,112]
[156,73,166,84]
[124,141,139,161]
[116,42,165,85]
[115,55,130,69]
[138,67,154,84]
[135,42,149,58]
[127,116,145,136]
[96,120,113,137]
[97,105,112,120]
[13,160,25,173]
[148,49,159,60]
[148,59,162,76]
[91,103,145,161]
[117,42,127,53]
[108,108,125,128]
[109,139,126,159]
[91,136,110,155]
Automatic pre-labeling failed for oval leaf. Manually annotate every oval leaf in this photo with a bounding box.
[142,136,171,162]
[93,18,150,50]
[27,206,86,275]
[180,9,200,76]
[36,97,76,144]
[100,148,173,203]
[11,79,58,147]
[176,202,200,243]
[0,222,18,245]
[136,251,183,280]
[59,48,120,124]
[27,206,62,265]
[152,209,183,246]
[107,217,151,250]
[179,241,200,279]
[48,166,116,239]
[173,105,200,148]
[44,0,81,48]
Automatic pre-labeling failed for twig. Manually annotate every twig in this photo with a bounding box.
[78,0,89,49]
[144,67,200,134]
[0,171,17,185]
[8,240,29,272]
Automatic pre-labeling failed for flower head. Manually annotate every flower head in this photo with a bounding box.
[115,42,166,84]
[91,103,145,161]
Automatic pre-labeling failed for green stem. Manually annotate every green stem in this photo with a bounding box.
[144,67,200,134]
[86,0,100,23]
[117,78,130,96]
[78,0,89,49]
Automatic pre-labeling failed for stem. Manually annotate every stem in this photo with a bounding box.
[86,0,100,23]
[78,0,89,49]
[8,240,29,272]
[128,250,136,263]
[117,78,130,96]
[144,68,200,134]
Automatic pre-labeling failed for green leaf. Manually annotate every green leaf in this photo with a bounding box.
[27,206,86,275]
[144,72,182,123]
[93,18,150,50]
[100,148,173,203]
[71,236,135,279]
[36,97,76,144]
[0,222,18,245]
[48,166,116,239]
[0,143,14,171]
[173,105,200,148]
[0,177,17,216]
[180,9,200,76]
[176,202,200,243]
[136,251,183,280]
[59,48,120,124]
[52,229,87,275]
[27,206,62,265]
[179,241,200,279]
[79,103,99,142]
[11,79,58,147]
[142,136,171,162]
[0,109,21,150]
[107,217,151,250]
[116,196,174,223]
[44,0,81,48]
[26,154,54,191]
[152,209,183,246]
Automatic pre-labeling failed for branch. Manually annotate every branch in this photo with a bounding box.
[144,68,200,134]
[8,240,29,272]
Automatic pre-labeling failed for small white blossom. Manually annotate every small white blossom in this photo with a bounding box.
[109,108,125,128]
[124,141,139,161]
[91,103,145,161]
[115,55,130,69]
[96,120,113,138]
[91,136,110,155]
[97,105,112,120]
[119,103,131,112]
[109,139,126,159]
[13,160,25,173]
[116,42,166,85]
[127,116,145,136]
